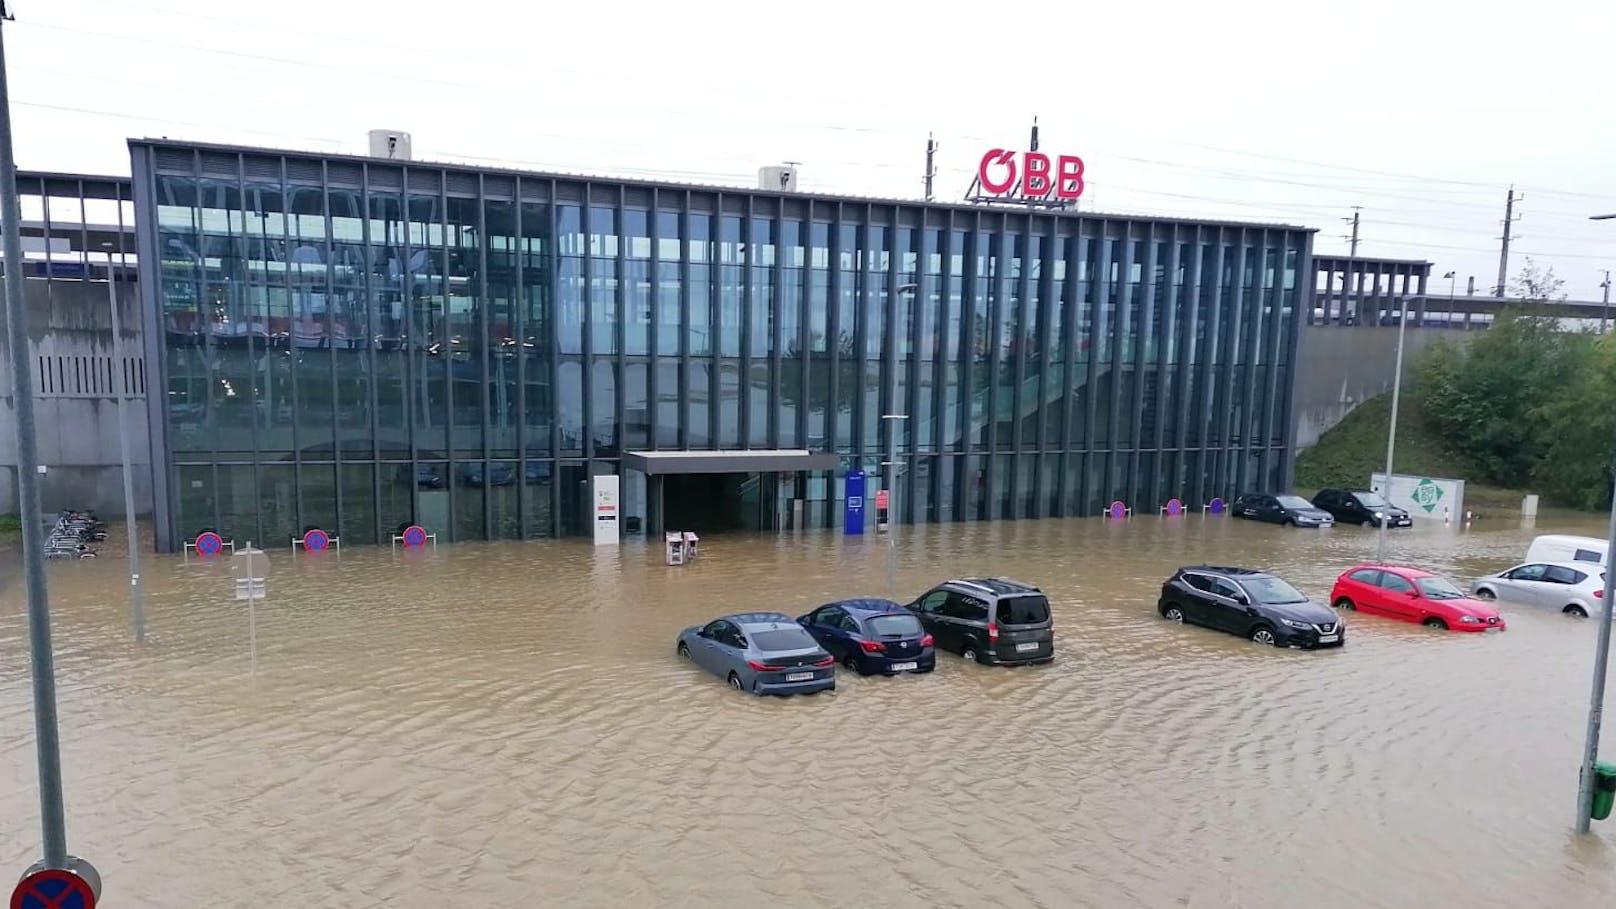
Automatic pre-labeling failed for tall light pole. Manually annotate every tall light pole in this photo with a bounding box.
[881,283,917,594]
[105,251,145,641]
[0,2,70,870]
[1377,292,1409,565]
[1576,213,1616,833]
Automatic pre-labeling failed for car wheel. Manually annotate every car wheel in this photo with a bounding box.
[1362,520,1375,528]
[1282,518,1294,527]
[1163,605,1185,623]
[1565,605,1589,618]
[841,650,859,672]
[727,672,743,690]
[677,642,690,659]
[1423,617,1448,630]
[1474,588,1496,601]
[1333,597,1355,611]
[1250,625,1277,646]
[961,642,980,663]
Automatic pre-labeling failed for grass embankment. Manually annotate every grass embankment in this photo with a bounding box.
[1293,393,1527,514]
[0,513,19,546]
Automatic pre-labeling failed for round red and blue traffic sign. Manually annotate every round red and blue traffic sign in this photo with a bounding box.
[302,528,330,552]
[194,531,223,556]
[11,868,95,909]
[400,525,427,548]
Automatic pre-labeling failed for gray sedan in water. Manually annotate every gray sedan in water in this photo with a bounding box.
[676,612,837,695]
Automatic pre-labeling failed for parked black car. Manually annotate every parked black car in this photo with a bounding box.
[1311,488,1412,528]
[1158,566,1345,649]
[1231,493,1335,527]
[797,598,936,675]
[906,578,1054,665]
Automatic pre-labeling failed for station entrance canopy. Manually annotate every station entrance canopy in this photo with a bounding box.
[622,449,839,475]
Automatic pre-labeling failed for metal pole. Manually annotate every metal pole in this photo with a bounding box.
[1377,295,1408,564]
[0,14,69,868]
[1574,468,1616,833]
[107,259,145,642]
[1600,270,1610,336]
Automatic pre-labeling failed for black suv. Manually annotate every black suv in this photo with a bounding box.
[1158,566,1345,649]
[906,578,1054,665]
[1311,488,1412,528]
[1231,493,1335,527]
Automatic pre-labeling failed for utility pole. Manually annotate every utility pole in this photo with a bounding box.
[1343,207,1362,257]
[1496,185,1521,297]
[923,133,936,202]
[1600,270,1611,335]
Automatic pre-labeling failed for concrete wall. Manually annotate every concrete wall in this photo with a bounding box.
[0,275,153,517]
[1292,324,1471,451]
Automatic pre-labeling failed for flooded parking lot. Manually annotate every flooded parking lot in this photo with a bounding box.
[3,513,1615,908]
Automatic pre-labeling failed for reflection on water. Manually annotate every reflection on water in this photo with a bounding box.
[3,513,1615,908]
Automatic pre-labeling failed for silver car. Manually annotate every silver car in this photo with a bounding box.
[676,612,836,695]
[1471,561,1608,618]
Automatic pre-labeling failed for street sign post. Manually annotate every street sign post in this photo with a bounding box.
[232,543,269,674]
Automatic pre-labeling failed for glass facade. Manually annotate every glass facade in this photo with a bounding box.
[133,142,1310,551]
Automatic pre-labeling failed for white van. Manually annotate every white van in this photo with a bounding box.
[1526,534,1608,567]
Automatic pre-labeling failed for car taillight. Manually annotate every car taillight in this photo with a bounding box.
[859,639,886,653]
[1596,590,1604,599]
[813,656,835,667]
[920,634,934,647]
[746,660,777,672]
[988,623,999,642]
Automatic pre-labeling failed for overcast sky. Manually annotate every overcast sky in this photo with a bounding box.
[7,0,1615,299]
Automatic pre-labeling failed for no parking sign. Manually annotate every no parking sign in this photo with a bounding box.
[11,867,96,909]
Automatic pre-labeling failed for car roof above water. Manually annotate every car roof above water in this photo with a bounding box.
[726,612,800,629]
[824,598,906,615]
[949,577,1042,596]
[1178,565,1273,578]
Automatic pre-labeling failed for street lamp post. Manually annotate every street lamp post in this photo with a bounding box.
[105,255,145,642]
[1576,213,1616,833]
[1377,294,1409,565]
[881,283,917,593]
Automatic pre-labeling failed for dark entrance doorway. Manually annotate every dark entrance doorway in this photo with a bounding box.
[625,448,840,538]
[664,472,751,534]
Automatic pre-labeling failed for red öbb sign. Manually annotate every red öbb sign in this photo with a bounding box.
[977,149,1085,200]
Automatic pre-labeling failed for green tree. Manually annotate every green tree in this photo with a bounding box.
[1414,294,1589,486]
[1533,333,1616,510]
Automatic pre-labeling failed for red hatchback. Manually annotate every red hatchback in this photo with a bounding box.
[1330,564,1506,632]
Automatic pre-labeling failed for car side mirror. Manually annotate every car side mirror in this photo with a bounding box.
[1234,594,1250,606]
[736,637,748,648]
[1406,590,1420,598]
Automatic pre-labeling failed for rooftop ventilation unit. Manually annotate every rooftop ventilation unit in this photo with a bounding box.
[759,163,799,192]
[368,130,413,161]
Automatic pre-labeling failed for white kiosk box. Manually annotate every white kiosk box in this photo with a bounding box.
[593,475,621,546]
[1370,472,1467,524]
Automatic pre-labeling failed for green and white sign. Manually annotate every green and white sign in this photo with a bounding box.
[1411,478,1445,513]
[1371,472,1467,524]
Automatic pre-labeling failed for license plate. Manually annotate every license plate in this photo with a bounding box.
[889,661,918,672]
[1015,642,1040,652]
[1318,634,1339,643]
[786,672,814,682]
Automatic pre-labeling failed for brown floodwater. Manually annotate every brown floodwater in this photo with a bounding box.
[3,512,1616,908]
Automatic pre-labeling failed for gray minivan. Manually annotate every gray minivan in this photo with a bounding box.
[906,578,1055,665]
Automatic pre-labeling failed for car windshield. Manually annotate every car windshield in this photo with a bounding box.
[1354,492,1388,507]
[1276,496,1313,509]
[1416,576,1465,599]
[996,595,1051,625]
[1243,577,1308,604]
[868,614,923,637]
[750,628,819,651]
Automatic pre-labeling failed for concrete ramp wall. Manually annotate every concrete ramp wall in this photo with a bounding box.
[1293,325,1471,451]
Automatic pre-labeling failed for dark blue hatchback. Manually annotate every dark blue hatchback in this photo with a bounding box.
[797,598,936,676]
